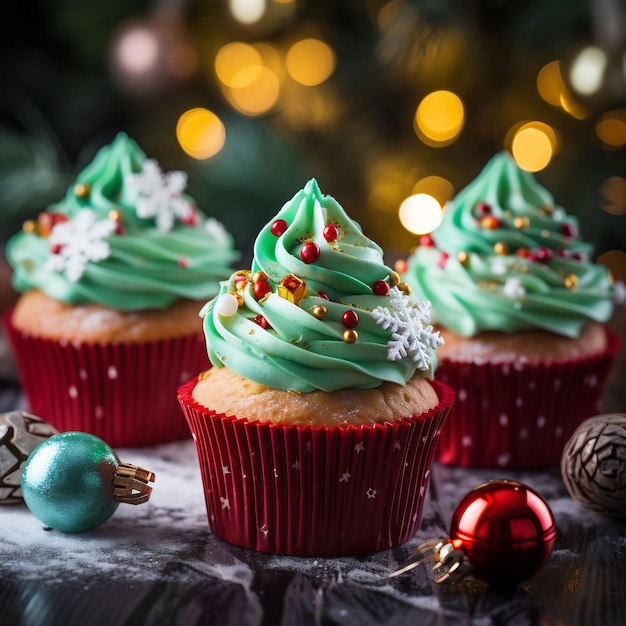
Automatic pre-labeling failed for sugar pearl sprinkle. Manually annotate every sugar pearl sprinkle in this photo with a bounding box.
[215,293,240,317]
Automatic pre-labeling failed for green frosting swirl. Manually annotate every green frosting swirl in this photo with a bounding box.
[202,179,441,392]
[404,152,614,338]
[6,133,239,310]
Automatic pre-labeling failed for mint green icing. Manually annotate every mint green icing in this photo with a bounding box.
[403,152,614,338]
[202,179,441,392]
[6,133,239,310]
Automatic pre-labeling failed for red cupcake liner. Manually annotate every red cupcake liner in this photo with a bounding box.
[4,309,209,447]
[178,377,454,556]
[434,327,621,470]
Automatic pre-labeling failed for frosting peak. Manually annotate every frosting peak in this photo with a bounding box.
[403,152,614,338]
[202,179,442,392]
[7,133,239,310]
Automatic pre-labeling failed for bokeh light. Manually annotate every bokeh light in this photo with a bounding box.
[398,194,444,235]
[229,0,266,24]
[569,46,607,96]
[176,108,226,159]
[412,176,455,207]
[114,26,159,75]
[596,110,626,148]
[286,39,336,86]
[597,249,626,282]
[215,42,263,88]
[537,61,567,107]
[511,122,556,172]
[226,66,280,115]
[414,90,464,146]
[600,177,626,215]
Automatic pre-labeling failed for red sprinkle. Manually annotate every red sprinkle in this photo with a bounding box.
[556,248,572,258]
[561,223,577,238]
[178,256,189,268]
[51,244,63,255]
[318,290,330,300]
[323,224,338,242]
[535,247,552,263]
[253,280,272,299]
[182,210,198,226]
[475,202,491,216]
[271,219,288,237]
[51,214,69,226]
[342,310,359,329]
[438,252,449,269]
[253,314,269,329]
[572,251,586,262]
[115,224,126,235]
[419,234,435,247]
[372,280,390,296]
[300,242,320,264]
[516,248,529,258]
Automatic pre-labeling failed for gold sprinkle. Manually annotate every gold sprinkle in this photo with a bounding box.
[389,271,401,287]
[278,274,307,304]
[541,229,550,238]
[108,209,122,222]
[311,305,328,320]
[252,271,268,283]
[541,204,554,214]
[22,220,37,234]
[230,291,244,306]
[198,370,212,381]
[494,242,509,255]
[74,183,91,199]
[564,273,578,289]
[343,328,358,343]
[457,251,470,267]
[503,210,512,218]
[514,216,530,230]
[398,281,412,296]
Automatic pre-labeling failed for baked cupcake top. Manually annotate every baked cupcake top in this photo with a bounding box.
[403,152,614,338]
[202,178,443,392]
[6,133,239,311]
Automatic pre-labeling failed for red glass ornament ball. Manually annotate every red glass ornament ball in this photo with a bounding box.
[475,202,491,216]
[341,310,359,329]
[323,224,338,242]
[271,219,288,237]
[253,280,272,299]
[372,280,390,296]
[450,480,556,586]
[561,222,577,238]
[300,242,320,264]
[535,247,552,263]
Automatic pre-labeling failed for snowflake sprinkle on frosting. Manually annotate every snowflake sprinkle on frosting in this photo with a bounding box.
[45,209,116,282]
[502,277,526,300]
[372,286,443,370]
[129,159,194,232]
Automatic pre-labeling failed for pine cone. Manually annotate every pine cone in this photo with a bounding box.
[561,413,626,517]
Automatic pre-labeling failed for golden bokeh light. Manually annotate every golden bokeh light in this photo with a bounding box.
[215,42,262,88]
[600,177,626,215]
[536,61,567,107]
[511,123,555,172]
[597,249,626,282]
[176,108,226,159]
[226,65,280,115]
[399,194,444,235]
[412,176,455,207]
[596,110,626,147]
[286,39,336,86]
[414,90,464,146]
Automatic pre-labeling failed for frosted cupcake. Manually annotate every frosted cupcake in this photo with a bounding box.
[178,178,454,556]
[5,133,239,446]
[402,152,619,469]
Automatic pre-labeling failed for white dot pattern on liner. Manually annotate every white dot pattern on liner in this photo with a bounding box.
[516,397,523,407]
[587,375,598,387]
[95,406,104,419]
[393,442,401,451]
[79,369,88,380]
[499,414,509,426]
[180,372,190,383]
[555,426,564,437]
[501,365,510,376]
[529,380,536,390]
[68,385,78,399]
[520,429,529,439]
[462,436,472,447]
[457,389,468,401]
[537,416,546,428]
[108,366,118,380]
[553,378,562,391]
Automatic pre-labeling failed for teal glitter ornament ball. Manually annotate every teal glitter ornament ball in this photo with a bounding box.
[21,431,155,533]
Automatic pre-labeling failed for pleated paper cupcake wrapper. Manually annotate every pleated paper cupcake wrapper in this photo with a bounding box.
[5,310,208,447]
[178,377,454,557]
[434,328,621,470]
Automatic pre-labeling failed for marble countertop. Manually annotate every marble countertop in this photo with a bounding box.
[1,385,625,626]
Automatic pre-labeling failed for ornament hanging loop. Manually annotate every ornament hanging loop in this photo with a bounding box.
[113,462,155,505]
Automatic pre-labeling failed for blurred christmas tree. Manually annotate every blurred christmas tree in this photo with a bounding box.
[0,0,624,274]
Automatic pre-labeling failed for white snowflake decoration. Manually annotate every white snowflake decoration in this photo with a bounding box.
[205,218,229,242]
[45,210,116,282]
[372,287,443,370]
[502,277,526,300]
[129,159,194,232]
[614,280,626,307]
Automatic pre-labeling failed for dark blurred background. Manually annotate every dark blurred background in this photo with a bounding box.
[0,0,625,273]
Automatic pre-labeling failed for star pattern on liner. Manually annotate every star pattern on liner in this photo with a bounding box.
[220,497,230,509]
[372,286,443,370]
[354,442,365,454]
[129,159,194,232]
[45,209,117,282]
[292,460,300,470]
[340,472,351,483]
[222,466,231,474]
[366,487,377,499]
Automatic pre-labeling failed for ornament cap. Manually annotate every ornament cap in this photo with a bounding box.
[113,462,155,505]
